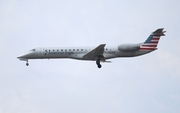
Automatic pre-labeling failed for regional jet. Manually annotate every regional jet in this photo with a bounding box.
[17,28,166,68]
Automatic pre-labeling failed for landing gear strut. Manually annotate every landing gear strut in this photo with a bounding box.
[96,59,102,68]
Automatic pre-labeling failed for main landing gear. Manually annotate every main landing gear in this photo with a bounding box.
[96,59,102,68]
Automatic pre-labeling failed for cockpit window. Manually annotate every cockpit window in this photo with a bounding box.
[30,49,36,51]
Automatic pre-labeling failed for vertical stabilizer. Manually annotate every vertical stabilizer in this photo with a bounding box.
[141,28,166,49]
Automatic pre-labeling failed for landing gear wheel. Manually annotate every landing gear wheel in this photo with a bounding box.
[97,64,102,68]
[96,59,102,68]
[26,63,29,66]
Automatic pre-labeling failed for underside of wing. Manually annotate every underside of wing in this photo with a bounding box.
[83,44,106,60]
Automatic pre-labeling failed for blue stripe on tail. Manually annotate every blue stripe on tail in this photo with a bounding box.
[144,34,154,43]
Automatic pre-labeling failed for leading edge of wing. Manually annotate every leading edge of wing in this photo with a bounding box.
[83,44,106,59]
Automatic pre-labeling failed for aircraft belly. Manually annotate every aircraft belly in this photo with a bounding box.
[116,50,154,57]
[69,54,84,60]
[117,51,137,57]
[134,50,154,56]
[103,53,117,59]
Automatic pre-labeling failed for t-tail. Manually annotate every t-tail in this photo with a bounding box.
[140,28,166,50]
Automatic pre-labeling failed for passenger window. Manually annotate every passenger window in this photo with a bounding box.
[77,49,79,51]
[69,49,71,51]
[61,49,63,51]
[73,49,75,51]
[81,49,83,51]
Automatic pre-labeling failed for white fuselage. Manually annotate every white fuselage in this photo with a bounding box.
[17,28,165,68]
[18,45,155,61]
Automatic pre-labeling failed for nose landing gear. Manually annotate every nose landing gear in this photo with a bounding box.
[97,64,102,68]
[26,61,29,66]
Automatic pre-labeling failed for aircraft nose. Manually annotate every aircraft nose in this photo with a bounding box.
[17,52,32,59]
[17,54,27,59]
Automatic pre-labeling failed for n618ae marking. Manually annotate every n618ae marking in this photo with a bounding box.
[17,28,166,68]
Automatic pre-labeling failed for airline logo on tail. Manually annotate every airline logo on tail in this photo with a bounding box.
[140,28,166,50]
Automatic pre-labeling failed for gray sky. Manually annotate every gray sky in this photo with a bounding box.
[0,0,180,113]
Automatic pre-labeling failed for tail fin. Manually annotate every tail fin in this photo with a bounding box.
[141,28,166,48]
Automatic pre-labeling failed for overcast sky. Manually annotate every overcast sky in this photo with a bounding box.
[0,0,180,113]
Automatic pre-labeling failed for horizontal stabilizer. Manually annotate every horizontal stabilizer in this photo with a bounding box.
[153,28,166,36]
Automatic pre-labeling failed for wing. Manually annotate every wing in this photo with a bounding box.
[83,44,106,60]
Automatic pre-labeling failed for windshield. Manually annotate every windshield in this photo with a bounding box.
[30,49,36,51]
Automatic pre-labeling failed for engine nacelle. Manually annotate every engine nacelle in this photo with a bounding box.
[118,44,140,51]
